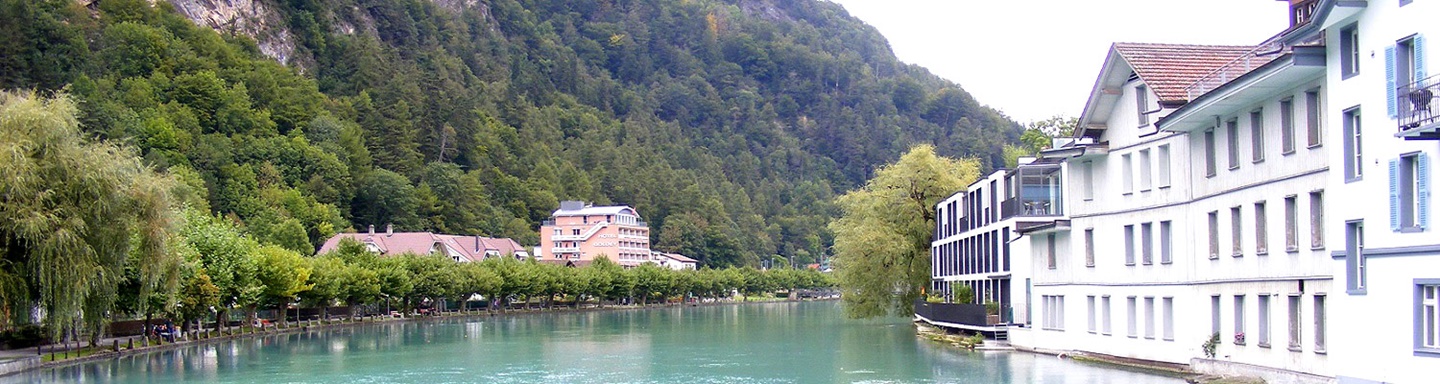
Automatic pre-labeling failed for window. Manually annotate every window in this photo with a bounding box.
[1162,297,1175,341]
[1305,91,1322,147]
[1139,149,1153,191]
[1255,202,1268,255]
[1087,295,1097,334]
[1102,296,1113,335]
[1227,119,1241,170]
[1419,282,1440,351]
[1208,211,1220,259]
[572,228,581,236]
[1046,233,1057,270]
[1392,152,1430,231]
[1141,222,1154,265]
[1085,229,1095,267]
[1136,85,1150,126]
[1043,295,1066,331]
[1281,99,1296,154]
[1259,294,1272,347]
[1285,196,1299,252]
[1343,107,1363,181]
[1160,221,1173,264]
[1234,295,1247,345]
[1341,23,1360,78]
[1211,295,1222,335]
[1392,36,1421,119]
[1315,295,1327,352]
[1127,296,1138,338]
[1205,129,1218,177]
[1311,191,1325,249]
[1144,297,1156,339]
[1288,295,1302,350]
[1346,220,1367,294]
[553,228,562,236]
[1158,145,1172,187]
[1231,206,1244,257]
[1082,161,1094,201]
[1251,110,1265,162]
[1124,225,1136,265]
[1122,154,1134,194]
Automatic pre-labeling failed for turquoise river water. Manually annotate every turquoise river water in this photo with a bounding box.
[6,301,1184,383]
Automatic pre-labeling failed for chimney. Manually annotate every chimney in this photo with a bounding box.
[386,224,393,237]
[368,224,375,236]
[475,236,482,252]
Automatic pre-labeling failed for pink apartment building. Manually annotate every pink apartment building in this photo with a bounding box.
[538,201,651,267]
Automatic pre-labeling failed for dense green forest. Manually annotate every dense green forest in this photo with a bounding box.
[0,0,1020,268]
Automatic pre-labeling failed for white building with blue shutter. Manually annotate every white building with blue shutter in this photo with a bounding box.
[1310,0,1439,382]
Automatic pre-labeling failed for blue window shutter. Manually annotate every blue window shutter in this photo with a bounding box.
[1390,158,1400,231]
[1420,153,1431,230]
[1387,45,1397,118]
[1417,35,1428,82]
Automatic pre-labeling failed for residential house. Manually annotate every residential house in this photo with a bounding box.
[1016,20,1333,381]
[316,224,529,262]
[926,162,1060,331]
[1304,0,1439,382]
[650,251,698,270]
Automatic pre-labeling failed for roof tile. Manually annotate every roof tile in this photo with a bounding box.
[1112,43,1261,103]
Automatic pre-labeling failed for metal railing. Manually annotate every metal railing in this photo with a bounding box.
[1184,41,1286,101]
[1398,75,1440,134]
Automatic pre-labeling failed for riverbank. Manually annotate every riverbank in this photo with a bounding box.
[0,297,836,377]
[913,323,1263,384]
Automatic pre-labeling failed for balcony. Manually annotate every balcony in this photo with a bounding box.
[551,247,580,254]
[1000,164,1064,219]
[1398,75,1440,140]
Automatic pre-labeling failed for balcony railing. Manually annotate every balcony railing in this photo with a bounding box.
[1398,75,1440,139]
[551,247,580,254]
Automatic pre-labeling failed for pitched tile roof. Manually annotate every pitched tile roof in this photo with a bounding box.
[1112,43,1261,103]
[317,232,527,262]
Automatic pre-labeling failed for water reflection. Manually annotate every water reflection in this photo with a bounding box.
[8,302,1182,383]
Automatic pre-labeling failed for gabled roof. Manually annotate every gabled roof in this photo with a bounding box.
[1076,43,1259,139]
[654,252,697,263]
[317,232,528,262]
[1112,43,1259,104]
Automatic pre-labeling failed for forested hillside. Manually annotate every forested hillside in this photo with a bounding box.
[0,0,1020,267]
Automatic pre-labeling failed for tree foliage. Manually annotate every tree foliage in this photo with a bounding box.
[830,145,979,318]
[1,0,1021,271]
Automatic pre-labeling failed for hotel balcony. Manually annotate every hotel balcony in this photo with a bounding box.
[999,163,1064,219]
[551,247,580,254]
[1398,75,1440,140]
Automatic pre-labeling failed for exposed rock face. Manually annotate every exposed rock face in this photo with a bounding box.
[164,0,297,65]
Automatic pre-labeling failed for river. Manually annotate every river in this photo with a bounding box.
[7,301,1183,383]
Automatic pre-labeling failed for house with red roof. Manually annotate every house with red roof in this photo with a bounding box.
[316,224,529,262]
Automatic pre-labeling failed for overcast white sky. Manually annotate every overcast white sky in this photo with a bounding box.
[826,0,1293,124]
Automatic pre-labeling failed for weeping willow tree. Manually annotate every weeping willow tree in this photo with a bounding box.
[0,91,181,342]
[830,145,979,318]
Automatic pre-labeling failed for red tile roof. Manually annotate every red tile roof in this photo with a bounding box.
[1112,43,1261,103]
[317,232,527,262]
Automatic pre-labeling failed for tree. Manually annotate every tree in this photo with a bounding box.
[830,145,979,318]
[0,91,180,340]
[300,255,345,320]
[256,245,314,316]
[181,209,263,330]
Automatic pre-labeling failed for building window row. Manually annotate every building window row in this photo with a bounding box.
[1118,145,1172,196]
[931,229,1008,277]
[1122,220,1172,266]
[1212,293,1326,353]
[1207,191,1325,259]
[1203,92,1323,178]
[1086,295,1172,341]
